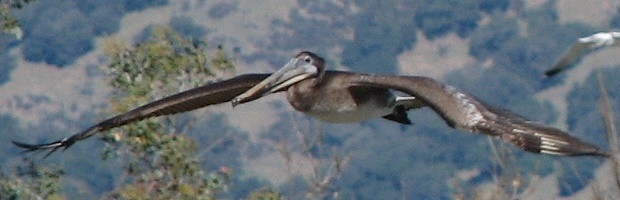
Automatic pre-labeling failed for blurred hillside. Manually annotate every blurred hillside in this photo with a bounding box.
[1,0,620,199]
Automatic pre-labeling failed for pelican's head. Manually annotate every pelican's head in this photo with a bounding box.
[232,51,325,106]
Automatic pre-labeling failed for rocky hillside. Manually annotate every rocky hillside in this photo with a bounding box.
[2,0,620,199]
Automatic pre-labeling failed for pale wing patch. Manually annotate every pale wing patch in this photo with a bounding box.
[445,85,484,127]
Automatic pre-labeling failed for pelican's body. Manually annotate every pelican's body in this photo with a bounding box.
[230,52,422,124]
[285,72,418,123]
[14,51,608,158]
[545,31,620,76]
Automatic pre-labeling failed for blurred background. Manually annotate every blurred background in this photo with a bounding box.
[1,0,619,199]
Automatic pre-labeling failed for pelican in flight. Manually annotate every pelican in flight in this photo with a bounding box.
[544,31,620,77]
[14,51,608,158]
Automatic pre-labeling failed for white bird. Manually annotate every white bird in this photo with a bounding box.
[545,31,620,77]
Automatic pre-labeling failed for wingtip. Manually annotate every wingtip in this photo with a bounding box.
[12,139,70,158]
[567,147,612,158]
[12,140,42,151]
[594,149,612,158]
[543,69,560,77]
[562,144,610,158]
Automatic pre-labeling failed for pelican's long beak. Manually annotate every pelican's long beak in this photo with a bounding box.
[231,57,317,107]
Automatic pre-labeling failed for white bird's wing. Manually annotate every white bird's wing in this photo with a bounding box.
[544,41,592,77]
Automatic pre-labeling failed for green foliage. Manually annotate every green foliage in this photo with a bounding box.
[245,188,283,200]
[124,0,168,11]
[207,1,237,19]
[511,6,594,90]
[3,0,614,199]
[169,16,208,41]
[267,0,352,64]
[264,1,595,198]
[20,1,93,66]
[413,0,480,39]
[478,0,510,13]
[567,67,620,149]
[342,0,416,74]
[104,27,221,98]
[0,0,33,40]
[0,115,66,199]
[16,0,93,66]
[99,26,233,199]
[467,1,595,90]
[454,3,606,194]
[0,159,64,200]
[12,0,169,67]
[469,13,519,60]
[77,0,124,35]
[0,52,16,84]
[266,0,418,74]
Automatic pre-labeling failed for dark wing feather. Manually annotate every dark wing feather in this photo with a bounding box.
[13,73,271,156]
[348,74,609,157]
[479,102,608,157]
[545,42,592,77]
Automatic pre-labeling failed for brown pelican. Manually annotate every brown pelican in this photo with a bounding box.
[14,51,608,157]
[12,52,424,156]
[544,31,620,77]
[233,52,608,157]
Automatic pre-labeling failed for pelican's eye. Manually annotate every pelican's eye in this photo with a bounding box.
[303,56,312,63]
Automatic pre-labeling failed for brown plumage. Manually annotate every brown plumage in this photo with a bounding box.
[13,74,270,156]
[14,51,608,158]
[234,51,609,157]
[349,75,608,157]
[13,52,423,156]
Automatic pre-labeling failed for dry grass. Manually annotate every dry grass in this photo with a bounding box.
[275,117,349,199]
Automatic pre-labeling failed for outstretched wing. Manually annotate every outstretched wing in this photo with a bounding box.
[349,74,609,157]
[544,41,592,77]
[13,73,271,156]
[476,104,608,157]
